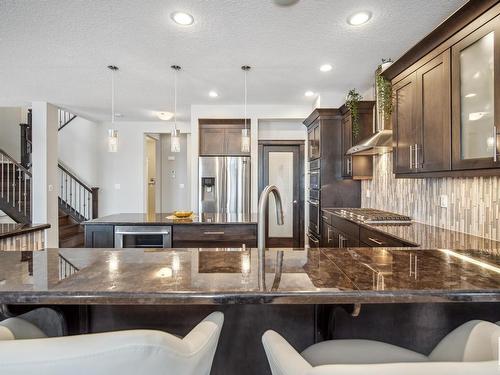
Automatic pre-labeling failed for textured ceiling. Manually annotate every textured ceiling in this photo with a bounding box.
[0,0,467,122]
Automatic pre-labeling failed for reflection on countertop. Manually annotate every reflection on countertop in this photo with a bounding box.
[84,213,258,225]
[324,208,500,251]
[0,246,499,305]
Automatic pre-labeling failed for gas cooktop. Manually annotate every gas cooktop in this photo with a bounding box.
[333,208,412,225]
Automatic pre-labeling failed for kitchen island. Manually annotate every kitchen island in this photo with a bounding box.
[1,246,499,375]
[83,213,258,248]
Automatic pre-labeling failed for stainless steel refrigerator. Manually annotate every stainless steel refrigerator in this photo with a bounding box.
[199,156,251,215]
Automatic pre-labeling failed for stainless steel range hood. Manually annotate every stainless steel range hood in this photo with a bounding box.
[346,129,392,155]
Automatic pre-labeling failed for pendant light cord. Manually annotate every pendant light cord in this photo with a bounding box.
[244,68,247,130]
[174,68,177,132]
[111,69,115,124]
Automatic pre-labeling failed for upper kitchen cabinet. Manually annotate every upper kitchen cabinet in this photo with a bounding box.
[385,1,500,177]
[199,119,250,156]
[340,101,375,179]
[392,52,451,175]
[451,16,500,170]
[307,119,321,160]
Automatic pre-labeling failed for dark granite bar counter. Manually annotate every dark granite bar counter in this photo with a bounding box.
[324,208,500,251]
[84,213,258,225]
[0,246,499,305]
[0,223,50,240]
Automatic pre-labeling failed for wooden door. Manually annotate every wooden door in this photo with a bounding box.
[393,72,418,174]
[451,16,500,170]
[416,50,452,172]
[259,142,304,247]
[199,128,225,155]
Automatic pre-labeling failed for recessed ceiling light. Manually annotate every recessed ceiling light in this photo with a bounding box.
[320,64,333,72]
[157,111,174,121]
[347,11,372,26]
[209,90,219,98]
[170,12,194,26]
[305,91,315,97]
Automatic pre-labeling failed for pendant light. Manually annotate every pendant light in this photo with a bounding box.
[241,65,251,153]
[107,65,119,153]
[170,65,181,153]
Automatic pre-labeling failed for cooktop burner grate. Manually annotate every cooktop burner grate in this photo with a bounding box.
[333,208,412,224]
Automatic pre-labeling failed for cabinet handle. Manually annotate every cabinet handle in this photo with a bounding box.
[338,234,346,248]
[308,235,319,244]
[327,228,332,242]
[409,145,413,169]
[414,143,419,169]
[494,127,499,162]
[368,237,384,245]
[322,216,329,221]
[204,231,225,235]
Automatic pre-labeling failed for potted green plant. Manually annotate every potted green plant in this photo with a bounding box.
[346,89,363,140]
[376,58,393,123]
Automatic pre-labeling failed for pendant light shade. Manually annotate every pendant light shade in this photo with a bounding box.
[241,65,251,153]
[171,65,181,153]
[107,65,119,153]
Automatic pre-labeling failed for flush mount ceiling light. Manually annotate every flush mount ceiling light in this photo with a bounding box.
[305,91,315,97]
[319,64,333,72]
[107,65,119,153]
[170,12,194,26]
[170,65,182,153]
[209,90,219,98]
[347,11,372,26]
[157,111,174,120]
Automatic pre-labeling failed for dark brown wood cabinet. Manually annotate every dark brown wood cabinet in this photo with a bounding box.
[393,51,451,175]
[340,101,375,179]
[386,2,500,177]
[304,109,362,242]
[307,120,321,160]
[199,120,250,156]
[172,224,257,248]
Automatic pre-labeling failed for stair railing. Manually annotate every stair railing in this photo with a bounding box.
[0,148,32,222]
[58,163,98,221]
[58,109,77,131]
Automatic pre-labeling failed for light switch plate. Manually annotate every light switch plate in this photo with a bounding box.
[114,183,121,190]
[440,194,448,208]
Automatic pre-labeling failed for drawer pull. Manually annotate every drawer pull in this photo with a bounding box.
[368,237,384,245]
[204,231,225,235]
[322,216,329,221]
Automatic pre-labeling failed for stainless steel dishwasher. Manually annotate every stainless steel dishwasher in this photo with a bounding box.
[114,226,172,248]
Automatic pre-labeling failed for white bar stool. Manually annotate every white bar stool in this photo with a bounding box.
[0,311,224,375]
[262,320,500,375]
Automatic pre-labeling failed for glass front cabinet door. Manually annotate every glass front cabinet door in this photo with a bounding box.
[452,16,500,170]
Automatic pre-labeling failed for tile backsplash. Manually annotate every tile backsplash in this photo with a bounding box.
[361,153,500,241]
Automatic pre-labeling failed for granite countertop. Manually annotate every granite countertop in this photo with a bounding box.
[323,208,500,252]
[0,246,499,305]
[0,223,50,240]
[84,213,258,225]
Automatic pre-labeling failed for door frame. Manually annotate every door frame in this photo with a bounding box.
[258,140,305,247]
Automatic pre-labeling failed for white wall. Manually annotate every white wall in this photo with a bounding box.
[58,116,100,186]
[96,120,190,216]
[190,105,311,213]
[0,107,24,160]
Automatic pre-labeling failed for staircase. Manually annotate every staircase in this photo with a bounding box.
[0,108,98,248]
[0,149,32,224]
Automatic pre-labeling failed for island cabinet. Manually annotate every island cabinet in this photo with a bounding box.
[340,101,375,179]
[171,224,257,248]
[386,3,500,177]
[84,225,114,248]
